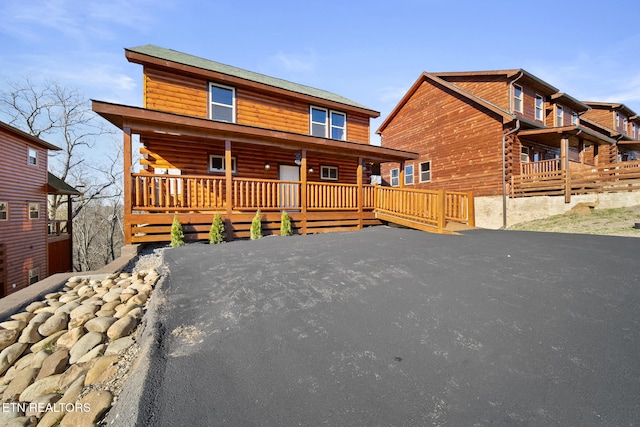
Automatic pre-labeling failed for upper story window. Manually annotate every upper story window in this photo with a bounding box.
[556,105,564,126]
[209,83,236,123]
[0,202,7,221]
[310,106,347,140]
[28,148,37,166]
[28,202,40,220]
[572,112,579,126]
[623,118,628,134]
[419,161,431,183]
[513,84,523,113]
[535,95,544,121]
[404,165,414,185]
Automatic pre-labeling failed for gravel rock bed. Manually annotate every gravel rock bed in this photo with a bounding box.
[0,245,167,427]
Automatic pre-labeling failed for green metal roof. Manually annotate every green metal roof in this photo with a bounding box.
[126,45,376,113]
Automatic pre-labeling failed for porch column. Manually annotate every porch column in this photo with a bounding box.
[123,127,133,245]
[67,194,73,272]
[578,138,585,165]
[593,144,600,166]
[300,149,308,235]
[357,157,363,230]
[399,161,405,188]
[561,134,571,203]
[225,140,233,217]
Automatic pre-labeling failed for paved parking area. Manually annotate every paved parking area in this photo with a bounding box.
[138,227,640,426]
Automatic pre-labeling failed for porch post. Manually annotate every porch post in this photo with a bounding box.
[123,127,133,245]
[225,140,233,218]
[399,161,405,188]
[593,144,600,166]
[67,194,73,271]
[300,149,308,235]
[561,135,571,203]
[578,138,585,165]
[357,156,363,230]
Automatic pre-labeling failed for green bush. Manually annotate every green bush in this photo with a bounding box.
[280,211,292,236]
[250,210,262,240]
[209,214,225,244]
[170,215,185,247]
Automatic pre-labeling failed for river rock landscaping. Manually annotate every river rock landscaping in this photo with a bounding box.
[0,258,162,427]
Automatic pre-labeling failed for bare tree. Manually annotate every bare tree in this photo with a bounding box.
[0,77,124,271]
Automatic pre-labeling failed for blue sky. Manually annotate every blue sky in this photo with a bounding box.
[2,0,640,146]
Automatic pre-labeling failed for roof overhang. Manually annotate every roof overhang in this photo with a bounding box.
[92,100,417,163]
[518,126,617,147]
[0,121,61,151]
[47,172,82,196]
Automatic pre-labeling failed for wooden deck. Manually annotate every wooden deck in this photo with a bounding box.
[511,159,640,200]
[127,174,475,243]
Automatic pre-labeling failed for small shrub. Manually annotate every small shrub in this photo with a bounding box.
[250,210,262,240]
[209,214,225,244]
[280,211,292,236]
[170,215,185,247]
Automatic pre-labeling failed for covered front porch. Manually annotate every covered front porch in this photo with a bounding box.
[93,101,475,243]
[511,126,640,201]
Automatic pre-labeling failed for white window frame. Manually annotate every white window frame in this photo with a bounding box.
[310,106,347,140]
[521,147,530,163]
[320,165,338,181]
[28,148,37,166]
[209,83,236,123]
[28,202,39,220]
[616,112,620,129]
[208,154,237,174]
[28,267,39,285]
[404,164,414,185]
[513,84,523,113]
[572,112,579,126]
[556,105,564,127]
[419,161,431,183]
[0,201,7,221]
[535,94,544,121]
[390,168,399,187]
[623,118,628,135]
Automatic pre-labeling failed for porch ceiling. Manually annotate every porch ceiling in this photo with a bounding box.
[518,126,616,147]
[92,100,418,163]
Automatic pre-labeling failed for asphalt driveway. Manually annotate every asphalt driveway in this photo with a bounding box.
[137,227,640,426]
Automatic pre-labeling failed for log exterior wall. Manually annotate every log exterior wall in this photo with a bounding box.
[380,81,507,196]
[0,126,49,296]
[143,66,371,144]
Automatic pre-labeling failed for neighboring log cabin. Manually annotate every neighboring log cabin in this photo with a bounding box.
[94,46,478,243]
[0,121,79,297]
[377,69,640,210]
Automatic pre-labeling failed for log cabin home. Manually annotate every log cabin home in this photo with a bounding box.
[92,46,474,242]
[581,102,640,161]
[377,69,640,222]
[0,121,79,297]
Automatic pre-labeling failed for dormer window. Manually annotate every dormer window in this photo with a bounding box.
[513,85,523,113]
[572,112,579,126]
[209,83,235,123]
[310,106,346,140]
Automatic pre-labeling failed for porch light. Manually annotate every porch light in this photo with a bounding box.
[308,167,314,174]
[295,153,302,166]
[264,162,270,170]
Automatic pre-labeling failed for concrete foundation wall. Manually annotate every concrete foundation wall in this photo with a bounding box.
[475,192,640,229]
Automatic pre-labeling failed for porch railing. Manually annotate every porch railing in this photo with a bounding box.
[131,173,475,231]
[512,159,640,199]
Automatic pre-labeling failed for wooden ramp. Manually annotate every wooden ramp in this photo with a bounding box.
[375,212,460,235]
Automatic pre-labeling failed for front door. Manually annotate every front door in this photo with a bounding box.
[279,165,300,209]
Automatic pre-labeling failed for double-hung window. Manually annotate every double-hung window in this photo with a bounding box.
[572,112,579,126]
[404,165,414,185]
[513,84,523,113]
[0,202,7,221]
[535,95,544,121]
[556,105,564,126]
[310,106,347,140]
[419,161,431,183]
[28,148,37,166]
[209,154,237,173]
[28,203,39,220]
[209,83,235,123]
[390,168,399,187]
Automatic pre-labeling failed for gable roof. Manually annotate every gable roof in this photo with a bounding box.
[583,102,638,120]
[432,69,559,96]
[126,45,378,116]
[47,172,81,195]
[376,71,515,134]
[0,121,61,151]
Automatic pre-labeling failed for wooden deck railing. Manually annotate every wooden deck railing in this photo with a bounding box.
[512,159,640,199]
[130,173,475,232]
[521,158,560,175]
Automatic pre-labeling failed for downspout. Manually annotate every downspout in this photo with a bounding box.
[502,71,525,229]
[502,119,520,228]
